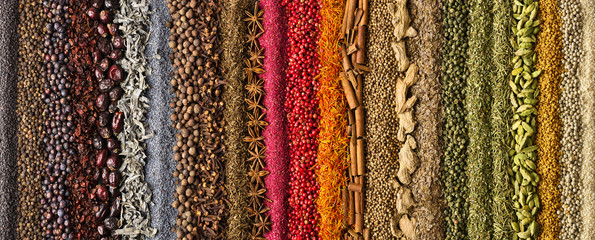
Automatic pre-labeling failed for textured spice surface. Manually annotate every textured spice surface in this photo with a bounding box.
[535,0,563,238]
[559,0,583,239]
[490,0,513,237]
[315,0,348,238]
[0,0,19,238]
[441,0,468,238]
[465,0,493,238]
[16,0,45,238]
[144,0,176,237]
[364,0,400,238]
[579,0,594,238]
[221,0,250,237]
[114,0,156,238]
[406,0,445,238]
[258,0,290,238]
[282,0,322,237]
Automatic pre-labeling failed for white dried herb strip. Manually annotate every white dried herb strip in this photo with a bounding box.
[114,0,157,238]
[243,2,270,238]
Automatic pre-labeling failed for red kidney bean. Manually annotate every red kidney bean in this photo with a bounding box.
[111,111,123,133]
[95,149,108,167]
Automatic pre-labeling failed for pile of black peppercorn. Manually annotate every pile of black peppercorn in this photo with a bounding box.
[41,0,74,239]
[16,0,46,238]
[87,0,125,238]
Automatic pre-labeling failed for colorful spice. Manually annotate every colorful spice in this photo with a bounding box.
[166,0,228,238]
[535,0,563,238]
[490,0,513,237]
[40,0,74,238]
[317,0,348,237]
[259,0,290,238]
[559,0,583,238]
[67,0,101,238]
[112,0,156,238]
[580,0,595,238]
[510,1,541,239]
[281,0,322,237]
[406,0,446,237]
[16,0,46,238]
[441,0,469,237]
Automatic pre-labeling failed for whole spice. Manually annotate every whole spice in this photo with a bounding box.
[490,0,513,237]
[16,0,46,238]
[535,0,563,238]
[41,0,74,239]
[316,0,348,238]
[580,0,595,238]
[559,0,583,239]
[509,1,541,239]
[405,0,445,237]
[110,1,157,237]
[281,0,323,238]
[221,0,253,237]
[258,0,291,238]
[166,0,229,238]
[363,0,404,238]
[441,0,469,238]
[465,0,493,238]
[241,2,271,239]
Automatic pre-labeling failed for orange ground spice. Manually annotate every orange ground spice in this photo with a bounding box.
[315,0,348,239]
[535,0,563,238]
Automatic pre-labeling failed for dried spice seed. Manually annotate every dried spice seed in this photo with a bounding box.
[166,0,229,238]
[580,0,595,238]
[559,0,583,239]
[535,0,563,238]
[281,0,323,237]
[16,0,46,238]
[441,0,469,238]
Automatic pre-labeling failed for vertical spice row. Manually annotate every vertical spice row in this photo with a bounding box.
[559,0,584,239]
[465,0,493,237]
[490,0,513,237]
[580,0,595,238]
[317,0,348,238]
[113,0,156,237]
[259,0,291,238]
[441,0,469,238]
[535,0,563,238]
[166,0,228,238]
[221,0,251,237]
[40,0,74,238]
[16,0,46,238]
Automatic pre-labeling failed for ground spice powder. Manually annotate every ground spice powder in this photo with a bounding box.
[535,0,563,238]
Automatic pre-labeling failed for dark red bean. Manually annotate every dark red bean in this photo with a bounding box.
[97,184,108,202]
[93,135,105,150]
[112,36,124,49]
[98,38,113,54]
[99,58,110,72]
[111,111,123,133]
[109,87,124,101]
[108,171,120,187]
[108,65,122,82]
[109,49,122,61]
[96,93,110,111]
[106,138,119,152]
[98,79,114,93]
[92,51,103,64]
[95,149,108,168]
[95,68,105,80]
[108,24,118,36]
[101,167,110,184]
[97,225,108,236]
[109,197,121,217]
[99,10,111,24]
[97,24,108,38]
[97,111,110,127]
[94,203,108,220]
[106,154,121,170]
[98,127,113,139]
[87,7,99,20]
[91,0,103,8]
[104,0,118,9]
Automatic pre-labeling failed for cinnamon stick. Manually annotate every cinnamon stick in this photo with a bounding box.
[356,139,365,175]
[361,0,369,26]
[350,134,357,176]
[356,25,367,64]
[355,106,364,138]
[341,73,359,109]
[346,0,357,30]
[341,47,353,71]
[348,182,363,192]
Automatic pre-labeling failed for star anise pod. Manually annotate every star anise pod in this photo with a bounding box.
[245,78,265,99]
[247,112,268,129]
[243,3,264,32]
[246,31,264,50]
[253,214,271,236]
[247,184,266,207]
[247,145,266,163]
[249,47,264,66]
[244,58,264,81]
[248,162,270,186]
[244,128,264,149]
